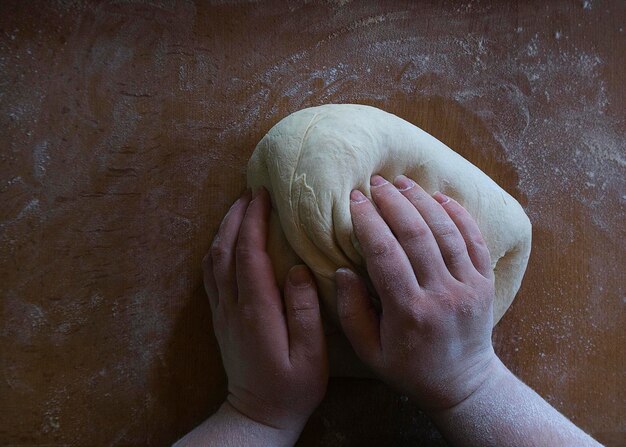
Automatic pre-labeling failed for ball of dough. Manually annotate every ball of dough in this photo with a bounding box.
[248,104,531,326]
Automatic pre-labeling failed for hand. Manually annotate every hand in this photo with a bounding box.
[336,174,498,411]
[203,188,328,437]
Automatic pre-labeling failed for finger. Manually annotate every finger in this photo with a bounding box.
[210,189,252,307]
[236,187,289,355]
[350,189,419,309]
[202,253,218,312]
[236,187,281,309]
[370,175,449,285]
[336,268,382,368]
[397,177,475,282]
[284,265,326,366]
[433,192,493,280]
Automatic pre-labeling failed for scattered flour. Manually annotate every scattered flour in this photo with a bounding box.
[1,1,622,444]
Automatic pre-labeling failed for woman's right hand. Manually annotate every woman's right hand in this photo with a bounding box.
[336,174,499,411]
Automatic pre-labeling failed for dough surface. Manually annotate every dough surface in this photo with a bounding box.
[247,104,531,328]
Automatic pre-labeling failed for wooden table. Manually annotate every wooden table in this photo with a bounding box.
[2,1,624,445]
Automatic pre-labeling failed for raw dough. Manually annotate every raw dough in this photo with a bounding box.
[247,104,531,328]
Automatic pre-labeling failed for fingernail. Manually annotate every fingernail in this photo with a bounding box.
[433,191,451,205]
[289,265,311,287]
[350,189,368,203]
[335,267,353,285]
[393,175,415,192]
[370,175,388,187]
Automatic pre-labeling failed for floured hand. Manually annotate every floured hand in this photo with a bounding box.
[336,174,601,446]
[176,188,328,447]
[336,174,497,410]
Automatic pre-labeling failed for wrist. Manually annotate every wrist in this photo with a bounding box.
[408,349,503,413]
[220,400,304,446]
[173,400,304,447]
[427,355,511,420]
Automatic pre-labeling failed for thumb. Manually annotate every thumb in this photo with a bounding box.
[335,268,381,367]
[284,265,326,364]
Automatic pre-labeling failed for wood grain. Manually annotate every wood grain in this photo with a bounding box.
[1,1,624,445]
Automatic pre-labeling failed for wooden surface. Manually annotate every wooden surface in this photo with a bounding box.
[1,1,624,445]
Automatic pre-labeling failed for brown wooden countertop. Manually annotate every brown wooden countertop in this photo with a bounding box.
[1,1,624,445]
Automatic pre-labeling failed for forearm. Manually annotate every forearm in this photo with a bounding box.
[173,401,301,447]
[429,358,601,447]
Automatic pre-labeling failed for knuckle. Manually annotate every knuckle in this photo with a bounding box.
[399,303,425,326]
[436,291,467,315]
[238,303,258,321]
[437,284,490,318]
[210,242,229,262]
[235,244,256,261]
[368,234,398,257]
[446,242,467,260]
[467,236,489,256]
[287,300,317,316]
[439,248,468,272]
[432,221,458,238]
[381,274,413,298]
[400,222,431,244]
[467,234,488,249]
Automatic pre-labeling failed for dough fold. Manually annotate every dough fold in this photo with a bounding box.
[248,104,531,326]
